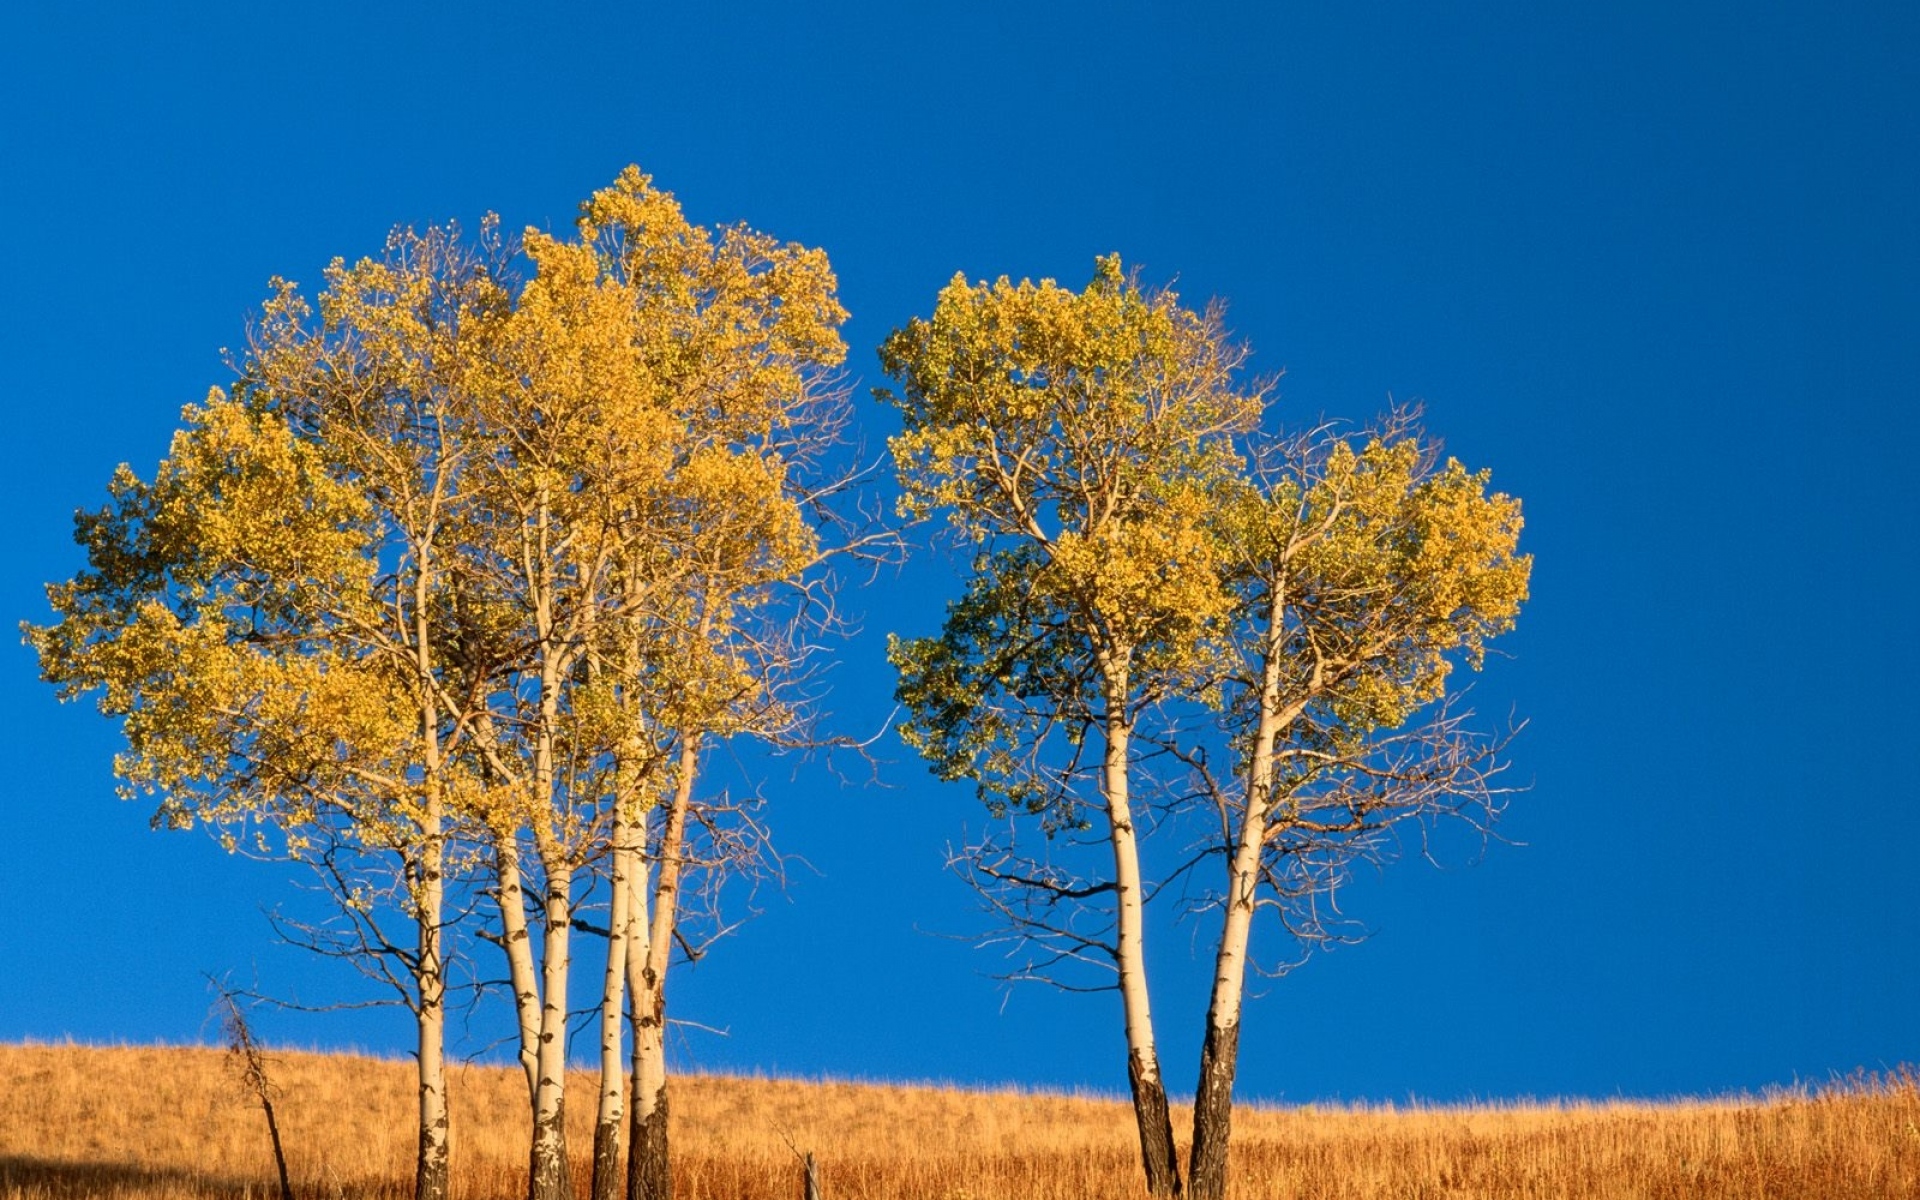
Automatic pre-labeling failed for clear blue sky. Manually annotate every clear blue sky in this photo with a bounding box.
[4,2,1915,1105]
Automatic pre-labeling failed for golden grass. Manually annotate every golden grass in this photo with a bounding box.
[1,1042,1915,1199]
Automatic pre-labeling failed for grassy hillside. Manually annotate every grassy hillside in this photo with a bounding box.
[1,1043,1914,1198]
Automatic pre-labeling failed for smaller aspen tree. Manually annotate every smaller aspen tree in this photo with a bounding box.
[1183,411,1530,1200]
[881,257,1262,1199]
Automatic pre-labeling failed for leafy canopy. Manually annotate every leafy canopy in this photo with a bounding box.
[880,257,1264,820]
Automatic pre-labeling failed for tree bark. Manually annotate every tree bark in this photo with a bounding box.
[414,833,451,1200]
[1189,584,1287,1200]
[494,838,543,1099]
[627,977,671,1200]
[627,733,697,1200]
[590,816,634,1200]
[526,867,574,1200]
[1100,656,1182,1199]
[412,554,451,1200]
[1189,1019,1242,1200]
[524,501,575,1200]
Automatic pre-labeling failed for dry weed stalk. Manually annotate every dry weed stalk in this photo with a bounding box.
[209,985,294,1200]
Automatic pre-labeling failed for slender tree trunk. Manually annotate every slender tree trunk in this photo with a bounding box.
[1189,586,1287,1200]
[414,829,451,1200]
[412,558,451,1200]
[590,596,631,1200]
[591,804,636,1200]
[626,842,670,1200]
[627,732,698,1200]
[1189,848,1255,1200]
[523,497,574,1200]
[526,862,574,1200]
[495,837,543,1099]
[492,828,576,1200]
[1099,658,1182,1199]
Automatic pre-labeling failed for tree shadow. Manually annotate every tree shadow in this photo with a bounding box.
[0,1154,256,1199]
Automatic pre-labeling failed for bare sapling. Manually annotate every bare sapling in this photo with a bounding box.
[210,980,295,1200]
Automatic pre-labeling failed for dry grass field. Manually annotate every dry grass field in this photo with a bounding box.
[1,1042,1914,1199]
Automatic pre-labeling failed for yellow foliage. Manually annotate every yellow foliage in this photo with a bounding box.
[25,162,847,874]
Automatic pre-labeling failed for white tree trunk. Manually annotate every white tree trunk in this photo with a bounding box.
[414,827,450,1200]
[493,838,543,1100]
[1190,585,1288,1200]
[522,500,574,1200]
[411,556,450,1200]
[590,809,636,1200]
[1099,657,1182,1199]
[627,733,697,1200]
[527,861,574,1200]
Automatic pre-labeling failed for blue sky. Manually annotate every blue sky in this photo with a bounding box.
[3,2,1915,1105]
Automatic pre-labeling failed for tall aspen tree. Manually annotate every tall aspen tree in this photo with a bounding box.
[458,168,845,1200]
[575,169,846,1200]
[881,257,1260,1198]
[885,259,1531,1200]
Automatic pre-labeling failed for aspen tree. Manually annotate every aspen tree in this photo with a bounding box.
[575,168,846,1200]
[448,217,673,1200]
[885,260,1532,1200]
[881,257,1261,1198]
[1183,413,1529,1200]
[457,168,846,1200]
[30,169,854,1200]
[27,223,505,1200]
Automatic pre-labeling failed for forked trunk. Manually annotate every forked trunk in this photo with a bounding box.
[1100,658,1182,1198]
[627,733,698,1200]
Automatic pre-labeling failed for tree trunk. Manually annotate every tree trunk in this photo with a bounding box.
[494,837,543,1099]
[524,521,574,1200]
[412,554,452,1200]
[590,832,632,1200]
[1100,657,1182,1199]
[1189,585,1288,1200]
[628,1057,670,1200]
[1187,805,1265,1200]
[1127,1048,1182,1198]
[626,850,671,1200]
[627,733,698,1200]
[1188,1019,1242,1200]
[414,835,451,1200]
[526,866,574,1200]
[627,982,671,1200]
